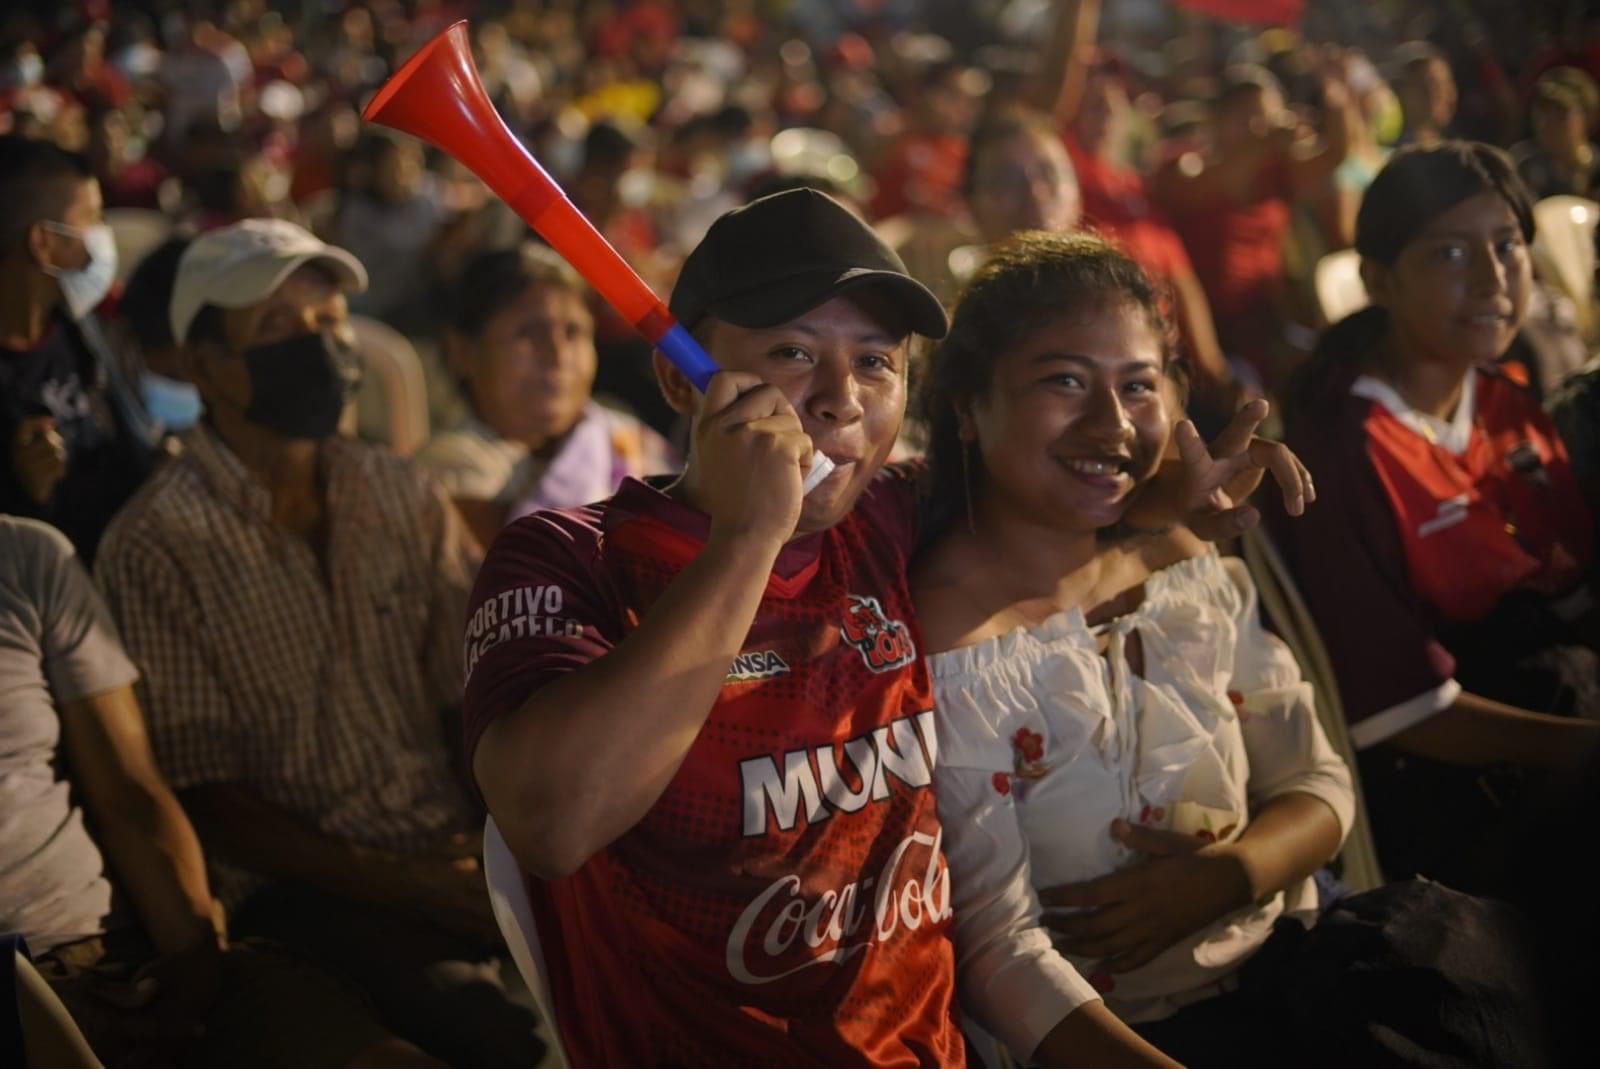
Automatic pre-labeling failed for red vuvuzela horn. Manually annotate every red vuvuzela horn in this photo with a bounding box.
[363,21,834,491]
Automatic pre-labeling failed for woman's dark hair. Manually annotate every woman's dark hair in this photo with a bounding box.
[1288,141,1536,425]
[917,230,1177,545]
[449,241,587,338]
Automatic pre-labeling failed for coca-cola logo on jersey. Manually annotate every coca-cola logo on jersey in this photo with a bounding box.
[725,828,951,985]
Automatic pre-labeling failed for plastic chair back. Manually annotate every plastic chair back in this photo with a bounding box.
[1532,195,1598,339]
[483,815,567,1064]
[1240,528,1385,892]
[1313,248,1368,327]
[349,315,430,457]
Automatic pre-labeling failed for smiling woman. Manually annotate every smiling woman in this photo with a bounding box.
[910,230,1549,1069]
[1277,142,1599,898]
[916,230,1180,546]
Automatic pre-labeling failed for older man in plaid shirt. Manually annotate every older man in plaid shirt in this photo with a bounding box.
[95,219,544,1068]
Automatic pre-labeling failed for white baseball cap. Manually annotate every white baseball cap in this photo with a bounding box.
[169,218,369,345]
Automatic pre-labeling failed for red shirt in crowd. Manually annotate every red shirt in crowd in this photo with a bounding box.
[870,132,969,220]
[1277,364,1592,750]
[1061,133,1194,285]
[462,470,965,1068]
[1167,159,1292,372]
[103,158,170,210]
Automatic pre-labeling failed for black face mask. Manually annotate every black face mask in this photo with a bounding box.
[241,331,362,440]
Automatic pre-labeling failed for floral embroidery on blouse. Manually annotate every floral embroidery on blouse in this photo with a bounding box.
[1011,727,1048,779]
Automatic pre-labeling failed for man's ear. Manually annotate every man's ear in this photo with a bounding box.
[23,219,56,270]
[1360,259,1393,308]
[179,337,222,399]
[653,349,700,417]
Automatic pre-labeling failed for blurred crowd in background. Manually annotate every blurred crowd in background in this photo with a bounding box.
[6,1,1600,1067]
[3,0,1597,453]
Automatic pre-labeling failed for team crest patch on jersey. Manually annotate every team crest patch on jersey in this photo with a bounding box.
[841,594,916,673]
[726,649,791,682]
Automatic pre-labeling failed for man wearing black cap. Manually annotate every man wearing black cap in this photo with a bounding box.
[465,189,966,1066]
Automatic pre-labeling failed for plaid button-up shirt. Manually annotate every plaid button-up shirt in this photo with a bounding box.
[96,426,480,905]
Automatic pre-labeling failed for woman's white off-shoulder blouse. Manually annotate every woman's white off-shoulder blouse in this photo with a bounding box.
[930,553,1355,1061]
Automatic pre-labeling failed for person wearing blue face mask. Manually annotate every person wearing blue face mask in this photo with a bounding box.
[94,218,546,1068]
[117,236,205,433]
[0,134,157,565]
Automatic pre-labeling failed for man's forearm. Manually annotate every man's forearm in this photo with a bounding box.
[180,783,410,906]
[94,782,217,954]
[63,688,217,954]
[1032,0,1100,121]
[1170,266,1229,384]
[476,529,782,878]
[1292,97,1353,195]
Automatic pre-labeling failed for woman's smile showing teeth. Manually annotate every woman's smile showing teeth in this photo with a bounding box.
[1062,456,1126,476]
[1059,456,1133,490]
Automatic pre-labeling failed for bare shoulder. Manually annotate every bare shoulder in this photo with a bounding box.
[910,534,1010,656]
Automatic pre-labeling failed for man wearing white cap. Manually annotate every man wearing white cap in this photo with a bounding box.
[95,218,545,1068]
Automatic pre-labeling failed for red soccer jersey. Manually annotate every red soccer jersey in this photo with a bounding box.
[1361,368,1592,624]
[462,470,964,1068]
[1277,363,1593,745]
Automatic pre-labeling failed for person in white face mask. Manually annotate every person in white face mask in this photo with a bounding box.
[0,134,157,564]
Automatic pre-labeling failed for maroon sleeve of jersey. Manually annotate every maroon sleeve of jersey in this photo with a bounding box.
[1275,408,1458,740]
[461,507,622,792]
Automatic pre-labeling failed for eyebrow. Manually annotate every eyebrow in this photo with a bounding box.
[1420,225,1523,241]
[752,323,905,347]
[1030,351,1161,374]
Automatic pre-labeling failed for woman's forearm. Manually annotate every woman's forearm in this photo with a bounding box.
[1224,791,1343,904]
[1390,693,1600,769]
[1032,1001,1183,1069]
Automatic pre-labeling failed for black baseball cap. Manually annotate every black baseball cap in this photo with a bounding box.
[669,188,949,340]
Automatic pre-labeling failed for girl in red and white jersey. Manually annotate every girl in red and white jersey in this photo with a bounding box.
[1279,142,1599,896]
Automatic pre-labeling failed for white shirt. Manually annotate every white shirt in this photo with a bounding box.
[1351,369,1478,456]
[930,553,1355,1062]
[0,517,138,950]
